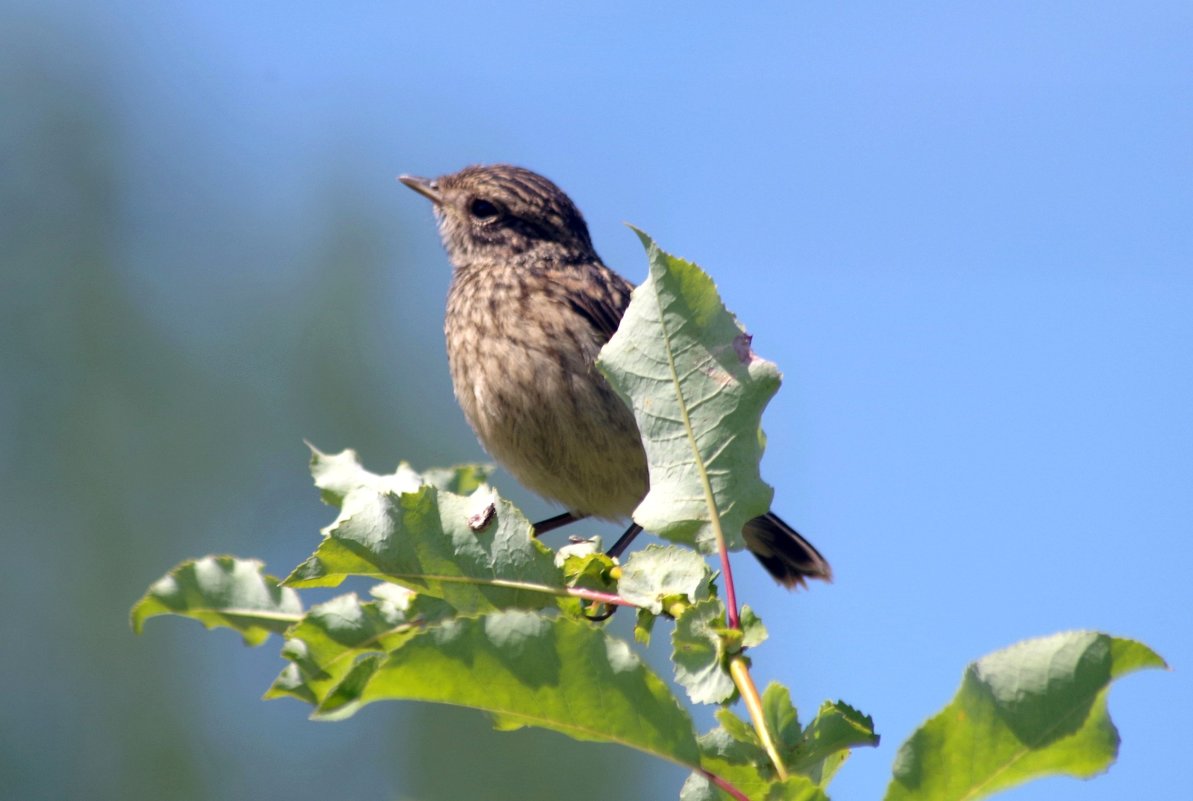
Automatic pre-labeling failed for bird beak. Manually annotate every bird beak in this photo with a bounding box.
[399,175,442,204]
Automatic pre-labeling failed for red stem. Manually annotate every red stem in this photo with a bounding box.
[701,768,751,801]
[718,543,740,630]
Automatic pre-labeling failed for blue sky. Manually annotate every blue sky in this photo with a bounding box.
[5,2,1190,800]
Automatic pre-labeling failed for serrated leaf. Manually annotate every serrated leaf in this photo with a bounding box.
[312,609,702,768]
[285,480,566,614]
[264,584,455,704]
[131,556,302,646]
[694,688,876,792]
[685,724,828,801]
[420,463,494,495]
[307,443,420,506]
[885,631,1166,801]
[790,700,879,784]
[307,443,491,506]
[597,231,779,553]
[688,709,839,801]
[618,545,715,614]
[672,598,736,704]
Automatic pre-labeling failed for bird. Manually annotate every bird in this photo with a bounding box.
[400,164,831,589]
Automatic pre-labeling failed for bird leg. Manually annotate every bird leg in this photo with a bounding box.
[605,523,644,559]
[533,514,644,562]
[531,511,584,537]
[530,511,628,621]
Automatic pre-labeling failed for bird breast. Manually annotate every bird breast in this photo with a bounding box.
[444,263,648,519]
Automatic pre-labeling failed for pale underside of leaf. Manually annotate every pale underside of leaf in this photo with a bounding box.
[597,230,779,553]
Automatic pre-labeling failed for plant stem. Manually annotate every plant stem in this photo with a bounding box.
[716,532,741,630]
[701,768,752,801]
[729,655,787,780]
[564,586,637,607]
[470,578,638,608]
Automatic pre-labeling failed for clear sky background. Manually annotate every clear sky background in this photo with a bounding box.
[2,3,1189,800]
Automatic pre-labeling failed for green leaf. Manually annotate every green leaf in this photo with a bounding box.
[702,686,877,790]
[131,556,302,646]
[761,684,801,749]
[634,608,657,645]
[420,463,494,495]
[685,720,828,801]
[739,605,768,649]
[700,687,876,791]
[790,700,879,784]
[559,547,616,592]
[285,476,566,614]
[597,231,780,553]
[312,609,702,768]
[715,708,765,751]
[618,544,716,614]
[554,546,618,618]
[265,583,454,705]
[554,536,601,565]
[306,442,490,505]
[307,443,420,506]
[681,770,827,801]
[885,631,1166,801]
[672,598,736,704]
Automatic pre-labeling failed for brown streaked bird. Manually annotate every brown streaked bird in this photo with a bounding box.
[400,164,831,588]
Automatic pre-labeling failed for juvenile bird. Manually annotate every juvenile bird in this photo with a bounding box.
[400,165,831,588]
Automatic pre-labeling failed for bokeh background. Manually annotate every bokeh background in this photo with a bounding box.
[2,2,1189,800]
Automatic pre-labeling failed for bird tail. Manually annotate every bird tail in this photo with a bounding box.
[742,511,832,589]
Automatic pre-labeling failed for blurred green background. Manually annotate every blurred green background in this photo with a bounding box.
[0,6,663,801]
[3,2,1189,800]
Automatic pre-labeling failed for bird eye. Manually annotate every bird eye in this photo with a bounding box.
[468,198,501,221]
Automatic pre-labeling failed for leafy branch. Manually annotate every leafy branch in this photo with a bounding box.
[131,231,1164,801]
[597,230,797,775]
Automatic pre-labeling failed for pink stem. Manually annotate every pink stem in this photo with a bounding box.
[701,768,751,801]
[565,587,637,607]
[718,544,740,630]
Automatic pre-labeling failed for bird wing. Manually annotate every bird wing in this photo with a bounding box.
[564,263,634,343]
